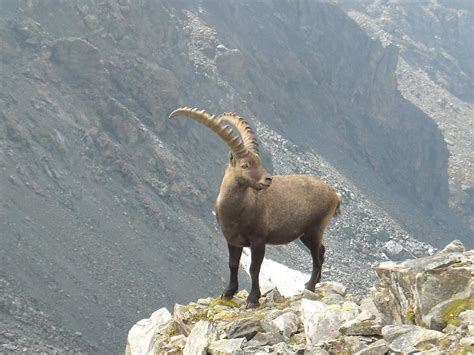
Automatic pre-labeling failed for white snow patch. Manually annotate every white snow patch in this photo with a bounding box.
[240,248,310,297]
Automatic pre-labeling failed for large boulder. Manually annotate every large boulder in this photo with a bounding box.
[302,299,361,345]
[125,308,172,355]
[382,325,446,353]
[183,320,217,355]
[373,242,473,328]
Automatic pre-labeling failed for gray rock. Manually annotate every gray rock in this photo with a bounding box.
[127,308,172,355]
[359,296,385,324]
[382,324,446,353]
[183,320,217,355]
[459,310,474,335]
[316,281,347,296]
[302,299,360,345]
[302,289,321,301]
[440,240,465,253]
[415,267,472,328]
[340,310,382,336]
[271,341,303,354]
[272,311,300,337]
[244,332,286,347]
[355,339,389,355]
[424,290,473,330]
[263,288,285,307]
[459,336,474,347]
[321,293,345,305]
[374,250,473,326]
[223,317,264,340]
[208,338,246,354]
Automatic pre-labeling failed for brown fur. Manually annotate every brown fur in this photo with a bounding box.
[170,108,340,307]
[216,155,340,306]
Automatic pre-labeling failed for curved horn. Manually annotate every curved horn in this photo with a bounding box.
[218,112,259,156]
[169,107,249,158]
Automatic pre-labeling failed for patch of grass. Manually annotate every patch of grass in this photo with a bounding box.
[405,306,416,324]
[166,325,179,337]
[181,302,197,314]
[275,297,291,310]
[439,337,450,349]
[210,298,239,309]
[288,334,305,346]
[442,297,474,327]
[451,261,464,268]
[449,344,471,355]
[190,311,208,322]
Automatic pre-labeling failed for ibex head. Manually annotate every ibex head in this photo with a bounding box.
[169,108,272,191]
[219,112,272,191]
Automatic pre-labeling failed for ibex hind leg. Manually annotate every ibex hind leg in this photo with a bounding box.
[300,229,325,292]
[222,244,243,300]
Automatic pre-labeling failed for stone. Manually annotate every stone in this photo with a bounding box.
[271,341,303,354]
[223,317,264,340]
[271,311,300,337]
[208,338,246,354]
[302,299,360,345]
[440,240,465,253]
[382,324,446,353]
[168,334,186,349]
[459,309,474,326]
[355,339,389,355]
[321,293,345,305]
[339,310,382,336]
[127,308,172,355]
[197,297,213,305]
[415,267,472,327]
[383,240,413,260]
[244,331,286,347]
[263,288,284,307]
[316,281,347,296]
[459,336,474,347]
[302,289,321,301]
[183,320,217,355]
[359,296,384,323]
[424,291,474,330]
[373,250,473,326]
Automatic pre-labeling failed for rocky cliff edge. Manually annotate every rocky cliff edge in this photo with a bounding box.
[125,240,473,354]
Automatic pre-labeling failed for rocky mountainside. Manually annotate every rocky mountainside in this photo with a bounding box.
[336,0,474,230]
[126,240,473,354]
[0,0,471,353]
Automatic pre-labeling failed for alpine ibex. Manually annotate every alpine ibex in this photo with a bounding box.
[169,108,341,307]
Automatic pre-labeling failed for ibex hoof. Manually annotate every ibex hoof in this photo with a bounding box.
[245,301,260,309]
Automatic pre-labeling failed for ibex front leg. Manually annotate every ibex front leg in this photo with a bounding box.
[247,243,265,308]
[222,244,243,300]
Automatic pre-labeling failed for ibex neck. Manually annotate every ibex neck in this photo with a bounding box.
[216,173,254,217]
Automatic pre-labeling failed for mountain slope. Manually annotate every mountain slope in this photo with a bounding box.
[337,0,474,230]
[0,0,470,352]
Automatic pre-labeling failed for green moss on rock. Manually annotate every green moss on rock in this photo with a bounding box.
[441,297,474,326]
[210,298,240,309]
[405,306,416,324]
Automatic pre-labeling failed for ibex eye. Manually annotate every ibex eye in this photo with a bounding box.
[241,163,249,169]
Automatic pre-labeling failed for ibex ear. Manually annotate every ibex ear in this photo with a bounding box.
[228,151,237,166]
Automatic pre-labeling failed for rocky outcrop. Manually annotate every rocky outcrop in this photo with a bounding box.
[126,241,473,354]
